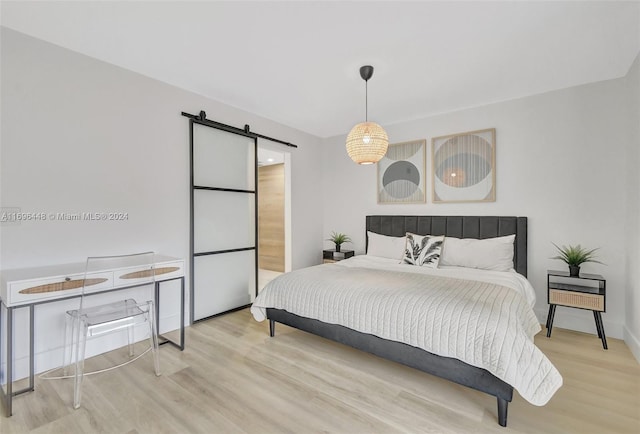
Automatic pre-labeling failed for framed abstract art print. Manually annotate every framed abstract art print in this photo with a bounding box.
[377,139,426,204]
[431,128,495,203]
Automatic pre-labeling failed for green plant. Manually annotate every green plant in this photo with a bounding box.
[327,231,352,246]
[551,243,603,267]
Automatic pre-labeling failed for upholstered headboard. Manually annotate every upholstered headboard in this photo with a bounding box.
[366,215,528,277]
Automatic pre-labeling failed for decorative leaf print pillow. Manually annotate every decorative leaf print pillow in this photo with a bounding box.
[403,233,445,268]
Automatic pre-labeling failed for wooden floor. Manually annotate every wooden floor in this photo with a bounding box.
[2,309,639,433]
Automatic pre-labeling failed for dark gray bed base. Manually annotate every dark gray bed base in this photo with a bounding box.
[267,309,512,426]
[267,215,527,427]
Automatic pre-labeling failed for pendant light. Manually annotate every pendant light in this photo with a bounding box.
[346,65,389,165]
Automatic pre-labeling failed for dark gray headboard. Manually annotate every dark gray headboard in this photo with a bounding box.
[366,215,528,277]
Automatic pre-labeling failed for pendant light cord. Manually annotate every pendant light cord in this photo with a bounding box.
[365,80,368,122]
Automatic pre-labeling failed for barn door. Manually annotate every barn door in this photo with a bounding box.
[190,119,257,322]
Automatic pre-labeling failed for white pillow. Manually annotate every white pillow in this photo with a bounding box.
[439,234,515,272]
[403,233,445,268]
[366,231,406,261]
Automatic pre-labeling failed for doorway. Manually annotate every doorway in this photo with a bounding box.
[257,145,291,290]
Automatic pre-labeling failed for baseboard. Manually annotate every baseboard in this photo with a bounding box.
[623,325,640,364]
[534,306,624,339]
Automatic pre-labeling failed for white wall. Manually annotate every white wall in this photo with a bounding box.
[2,24,637,383]
[0,28,324,379]
[624,53,640,361]
[322,76,630,340]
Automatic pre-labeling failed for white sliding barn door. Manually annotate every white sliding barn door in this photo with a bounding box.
[190,121,257,322]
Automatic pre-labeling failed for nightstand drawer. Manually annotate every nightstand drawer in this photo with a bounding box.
[549,289,604,311]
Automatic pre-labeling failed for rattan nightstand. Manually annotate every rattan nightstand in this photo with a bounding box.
[546,270,607,349]
[322,249,354,264]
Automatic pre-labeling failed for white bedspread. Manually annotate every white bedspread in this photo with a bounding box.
[251,256,562,406]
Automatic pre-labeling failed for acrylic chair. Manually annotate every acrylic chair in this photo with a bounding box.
[63,251,161,409]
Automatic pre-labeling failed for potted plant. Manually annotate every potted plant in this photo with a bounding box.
[327,231,352,253]
[551,243,603,276]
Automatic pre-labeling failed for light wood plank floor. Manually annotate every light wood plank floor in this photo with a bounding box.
[1,309,639,433]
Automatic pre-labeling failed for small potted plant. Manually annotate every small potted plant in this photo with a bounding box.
[551,243,602,276]
[327,231,352,253]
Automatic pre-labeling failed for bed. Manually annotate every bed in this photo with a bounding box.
[251,215,562,427]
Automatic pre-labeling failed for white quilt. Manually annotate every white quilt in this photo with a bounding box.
[251,256,562,406]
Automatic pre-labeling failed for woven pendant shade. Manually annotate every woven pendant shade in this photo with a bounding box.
[346,122,389,165]
[345,65,389,165]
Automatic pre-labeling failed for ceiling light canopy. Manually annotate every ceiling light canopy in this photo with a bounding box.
[346,66,389,165]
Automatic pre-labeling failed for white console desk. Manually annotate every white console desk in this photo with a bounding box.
[0,255,185,416]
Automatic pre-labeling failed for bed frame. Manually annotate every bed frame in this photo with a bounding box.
[267,215,528,427]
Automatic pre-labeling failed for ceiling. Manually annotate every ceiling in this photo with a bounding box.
[2,1,639,138]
